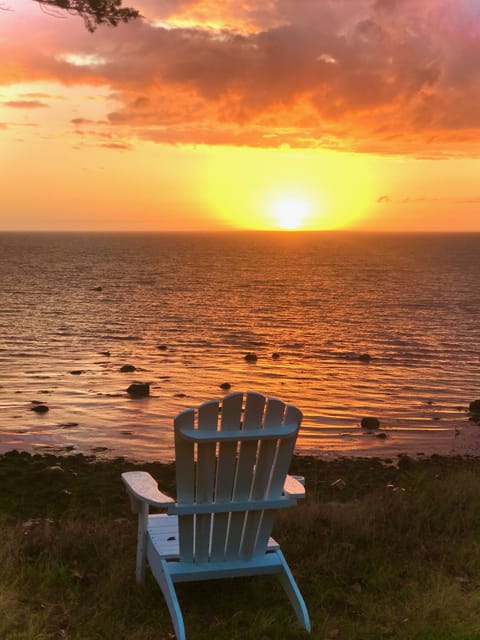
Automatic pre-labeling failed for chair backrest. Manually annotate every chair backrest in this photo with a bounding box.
[173,391,302,563]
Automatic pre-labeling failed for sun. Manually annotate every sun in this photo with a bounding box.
[272,196,310,230]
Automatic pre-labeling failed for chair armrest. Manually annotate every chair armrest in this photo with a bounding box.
[283,474,306,499]
[122,471,175,510]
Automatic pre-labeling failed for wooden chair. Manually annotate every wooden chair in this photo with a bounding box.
[122,391,311,639]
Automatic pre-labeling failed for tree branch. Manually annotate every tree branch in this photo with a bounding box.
[32,0,140,31]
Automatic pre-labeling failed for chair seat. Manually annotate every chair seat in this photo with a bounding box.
[148,514,280,561]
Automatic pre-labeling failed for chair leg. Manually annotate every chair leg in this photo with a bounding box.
[135,503,148,584]
[151,558,186,640]
[276,550,311,633]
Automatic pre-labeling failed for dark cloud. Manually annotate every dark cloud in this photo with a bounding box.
[3,0,480,154]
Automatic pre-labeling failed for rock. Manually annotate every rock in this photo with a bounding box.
[220,382,231,390]
[127,382,150,397]
[361,417,380,430]
[70,370,84,375]
[272,352,281,359]
[376,432,387,439]
[92,286,103,291]
[157,344,168,351]
[358,353,372,362]
[469,399,480,414]
[99,351,110,357]
[174,393,187,398]
[244,352,258,362]
[31,404,49,413]
[120,364,136,373]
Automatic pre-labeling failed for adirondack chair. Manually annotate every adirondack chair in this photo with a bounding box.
[122,391,311,639]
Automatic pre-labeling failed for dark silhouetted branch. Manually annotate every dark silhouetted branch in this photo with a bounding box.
[32,0,140,31]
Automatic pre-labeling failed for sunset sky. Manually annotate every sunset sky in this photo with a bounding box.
[1,0,480,231]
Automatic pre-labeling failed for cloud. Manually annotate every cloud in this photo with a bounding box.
[100,142,132,150]
[3,100,49,108]
[379,194,480,204]
[2,0,480,154]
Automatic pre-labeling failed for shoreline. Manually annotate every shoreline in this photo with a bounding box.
[2,447,480,517]
[2,413,480,464]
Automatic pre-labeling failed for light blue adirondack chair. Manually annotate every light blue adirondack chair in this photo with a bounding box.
[122,391,311,639]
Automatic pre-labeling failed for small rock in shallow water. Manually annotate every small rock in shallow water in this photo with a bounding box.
[272,352,281,359]
[92,286,103,291]
[358,353,372,362]
[99,351,110,357]
[31,404,49,413]
[120,364,136,373]
[361,417,380,429]
[220,382,231,390]
[127,382,150,397]
[157,344,168,351]
[469,399,480,414]
[244,352,258,362]
[70,370,84,375]
[376,432,387,439]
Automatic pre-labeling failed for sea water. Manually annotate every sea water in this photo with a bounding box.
[1,231,479,460]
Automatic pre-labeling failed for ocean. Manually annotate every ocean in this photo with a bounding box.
[1,231,479,461]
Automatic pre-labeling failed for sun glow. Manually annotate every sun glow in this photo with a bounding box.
[272,197,310,230]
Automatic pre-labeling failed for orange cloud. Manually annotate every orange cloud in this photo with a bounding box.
[2,0,480,155]
[4,99,49,108]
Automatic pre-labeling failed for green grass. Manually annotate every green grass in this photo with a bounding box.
[2,451,480,639]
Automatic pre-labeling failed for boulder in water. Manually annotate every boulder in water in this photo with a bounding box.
[31,404,49,413]
[120,364,136,373]
[220,382,231,390]
[469,399,480,414]
[361,417,380,430]
[358,353,372,363]
[244,352,258,362]
[127,383,150,397]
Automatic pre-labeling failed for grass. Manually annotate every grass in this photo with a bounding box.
[2,451,480,639]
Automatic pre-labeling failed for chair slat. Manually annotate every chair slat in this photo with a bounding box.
[240,398,286,558]
[255,404,302,553]
[195,400,219,562]
[174,409,195,562]
[225,392,265,559]
[270,405,302,495]
[210,393,243,561]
